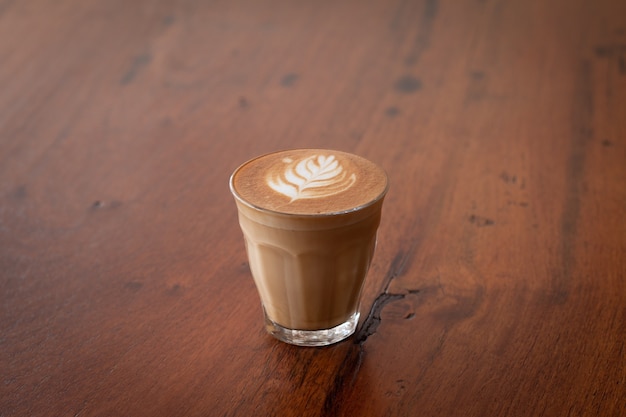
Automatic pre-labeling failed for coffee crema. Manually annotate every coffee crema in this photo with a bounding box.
[231,149,388,215]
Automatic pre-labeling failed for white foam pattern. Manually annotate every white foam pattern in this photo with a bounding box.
[267,154,356,202]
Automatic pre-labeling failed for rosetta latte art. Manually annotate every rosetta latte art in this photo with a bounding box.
[267,154,357,202]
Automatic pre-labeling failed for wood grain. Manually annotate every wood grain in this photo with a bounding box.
[1,0,624,416]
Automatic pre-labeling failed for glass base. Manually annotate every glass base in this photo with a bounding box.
[264,312,360,347]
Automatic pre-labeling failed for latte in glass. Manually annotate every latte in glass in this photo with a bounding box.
[230,149,388,346]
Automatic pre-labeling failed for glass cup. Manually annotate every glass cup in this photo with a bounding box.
[229,149,388,346]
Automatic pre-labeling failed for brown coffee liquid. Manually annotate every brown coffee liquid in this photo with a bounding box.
[230,149,388,331]
[231,149,388,215]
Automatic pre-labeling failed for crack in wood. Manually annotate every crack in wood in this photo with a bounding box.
[320,247,422,415]
[551,59,593,305]
[353,238,423,344]
[354,292,406,344]
[404,0,438,66]
[321,346,364,416]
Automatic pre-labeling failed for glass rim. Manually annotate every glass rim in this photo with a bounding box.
[229,149,389,218]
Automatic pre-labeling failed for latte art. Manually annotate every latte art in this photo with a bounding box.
[231,148,387,215]
[267,154,356,202]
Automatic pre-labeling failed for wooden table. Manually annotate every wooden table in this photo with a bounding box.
[1,0,624,416]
